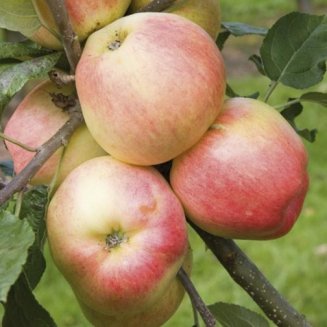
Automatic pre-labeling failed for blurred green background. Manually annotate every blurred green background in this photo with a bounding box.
[1,0,327,326]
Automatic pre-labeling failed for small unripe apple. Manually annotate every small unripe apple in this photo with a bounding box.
[28,0,132,49]
[4,80,106,186]
[76,12,226,166]
[129,0,221,40]
[47,156,189,316]
[78,247,192,327]
[170,97,309,240]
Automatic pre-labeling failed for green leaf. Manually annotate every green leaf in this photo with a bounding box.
[0,211,34,302]
[281,101,318,142]
[216,30,230,50]
[260,12,327,89]
[21,186,48,248]
[0,160,14,176]
[0,0,40,37]
[222,22,268,37]
[20,186,48,289]
[0,64,15,74]
[217,23,267,50]
[226,84,259,99]
[209,302,269,327]
[2,274,57,327]
[300,92,327,107]
[249,54,266,76]
[0,40,51,60]
[0,52,62,113]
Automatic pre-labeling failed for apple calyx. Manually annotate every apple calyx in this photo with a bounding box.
[105,230,128,250]
[108,31,123,51]
[49,92,77,111]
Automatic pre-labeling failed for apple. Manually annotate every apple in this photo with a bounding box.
[46,155,189,316]
[78,247,192,327]
[28,0,132,49]
[4,79,106,186]
[170,97,309,240]
[128,0,221,40]
[75,12,226,166]
[23,25,62,50]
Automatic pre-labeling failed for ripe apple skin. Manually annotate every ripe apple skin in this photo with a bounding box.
[76,12,226,166]
[129,0,221,40]
[46,156,188,316]
[4,80,106,186]
[23,25,62,50]
[170,97,309,240]
[78,247,192,327]
[29,0,131,49]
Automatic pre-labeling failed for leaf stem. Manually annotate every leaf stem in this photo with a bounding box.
[263,80,279,103]
[0,132,37,152]
[137,0,177,12]
[14,190,24,218]
[275,98,300,110]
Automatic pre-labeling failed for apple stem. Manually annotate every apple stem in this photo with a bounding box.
[48,70,75,87]
[137,0,177,13]
[177,267,217,327]
[190,222,312,327]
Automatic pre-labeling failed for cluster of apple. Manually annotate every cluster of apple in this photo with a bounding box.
[4,0,309,326]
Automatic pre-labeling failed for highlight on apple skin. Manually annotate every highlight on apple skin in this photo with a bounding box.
[4,79,106,186]
[128,0,221,40]
[79,247,192,327]
[170,97,309,240]
[47,156,189,316]
[75,12,226,166]
[27,0,132,49]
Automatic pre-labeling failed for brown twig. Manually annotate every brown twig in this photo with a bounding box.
[190,222,312,327]
[0,103,84,205]
[45,0,81,72]
[177,267,216,327]
[137,0,176,12]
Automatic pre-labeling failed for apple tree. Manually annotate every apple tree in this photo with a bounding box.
[0,0,326,326]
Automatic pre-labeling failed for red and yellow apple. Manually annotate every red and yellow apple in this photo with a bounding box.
[4,80,106,186]
[46,155,189,316]
[129,0,221,40]
[79,247,192,327]
[76,12,226,166]
[170,97,309,240]
[27,0,132,49]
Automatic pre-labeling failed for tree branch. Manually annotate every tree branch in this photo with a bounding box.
[190,222,312,327]
[0,103,84,205]
[137,0,176,12]
[45,0,81,72]
[177,267,216,327]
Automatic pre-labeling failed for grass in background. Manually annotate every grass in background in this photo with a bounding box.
[220,0,326,25]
